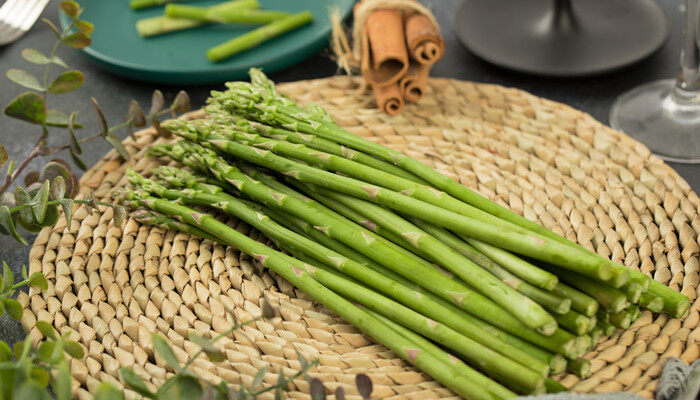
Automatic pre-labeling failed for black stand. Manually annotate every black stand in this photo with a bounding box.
[452,0,668,77]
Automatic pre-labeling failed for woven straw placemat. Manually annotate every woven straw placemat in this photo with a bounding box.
[17,76,700,399]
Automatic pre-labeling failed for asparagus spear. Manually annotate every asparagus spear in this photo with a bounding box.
[362,308,517,399]
[120,191,503,400]
[638,292,664,313]
[134,168,550,376]
[550,282,599,317]
[540,264,629,313]
[135,0,259,37]
[566,358,591,379]
[205,110,428,183]
[207,11,313,62]
[165,122,614,283]
[545,379,568,393]
[553,310,590,336]
[130,0,182,10]
[165,3,289,24]
[149,143,579,357]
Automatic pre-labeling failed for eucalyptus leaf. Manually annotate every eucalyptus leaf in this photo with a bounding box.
[355,374,372,400]
[31,180,50,224]
[63,340,84,359]
[1,298,22,320]
[24,171,39,187]
[28,272,48,291]
[119,367,156,398]
[68,111,83,155]
[3,92,46,124]
[59,198,73,230]
[91,97,109,136]
[46,109,83,129]
[0,144,7,167]
[21,265,27,280]
[104,132,131,160]
[36,321,56,339]
[51,175,66,200]
[171,90,190,113]
[39,161,71,191]
[14,186,34,225]
[70,149,87,171]
[48,70,84,94]
[42,18,61,37]
[127,100,146,127]
[309,378,326,400]
[55,362,72,400]
[0,340,12,362]
[2,262,12,291]
[152,334,181,372]
[94,382,125,400]
[29,367,50,387]
[75,20,94,34]
[251,367,266,388]
[156,375,202,400]
[0,205,27,245]
[21,49,49,64]
[335,386,346,400]
[35,341,55,362]
[62,32,91,49]
[59,1,80,18]
[49,338,64,364]
[6,69,44,91]
[149,89,165,116]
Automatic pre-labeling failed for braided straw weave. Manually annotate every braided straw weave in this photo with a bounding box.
[17,77,700,399]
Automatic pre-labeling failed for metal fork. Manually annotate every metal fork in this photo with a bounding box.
[0,0,50,46]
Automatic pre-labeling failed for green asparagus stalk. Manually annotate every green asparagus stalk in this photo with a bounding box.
[621,279,644,303]
[638,292,664,313]
[292,185,557,333]
[566,358,591,378]
[207,11,313,62]
[130,0,182,10]
[165,122,614,283]
[149,143,579,357]
[647,279,689,318]
[553,310,590,336]
[135,0,259,37]
[609,306,636,329]
[165,3,289,24]
[589,326,603,345]
[135,168,551,377]
[362,308,517,399]
[405,219,570,314]
[550,282,599,317]
[464,239,558,291]
[540,264,629,313]
[205,110,428,184]
[599,320,617,336]
[120,191,502,400]
[129,209,220,242]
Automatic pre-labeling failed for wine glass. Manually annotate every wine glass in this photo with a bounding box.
[609,0,700,163]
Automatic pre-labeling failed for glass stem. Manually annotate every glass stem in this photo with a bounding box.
[674,0,700,102]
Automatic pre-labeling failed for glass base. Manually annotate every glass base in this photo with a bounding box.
[609,79,700,163]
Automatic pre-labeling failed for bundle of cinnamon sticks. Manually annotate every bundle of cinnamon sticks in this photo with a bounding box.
[357,0,444,115]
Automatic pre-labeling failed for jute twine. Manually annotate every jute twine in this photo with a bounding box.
[18,77,700,399]
[330,0,438,74]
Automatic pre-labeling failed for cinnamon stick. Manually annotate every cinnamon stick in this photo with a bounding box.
[359,4,409,85]
[405,12,444,64]
[399,62,431,103]
[371,82,404,115]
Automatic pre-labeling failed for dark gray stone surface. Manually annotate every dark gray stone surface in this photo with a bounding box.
[0,0,697,345]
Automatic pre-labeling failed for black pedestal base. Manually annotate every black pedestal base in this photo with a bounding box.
[453,0,668,77]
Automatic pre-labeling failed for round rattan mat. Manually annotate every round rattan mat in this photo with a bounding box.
[18,76,700,399]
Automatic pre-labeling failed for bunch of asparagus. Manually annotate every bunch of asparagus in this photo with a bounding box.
[119,69,690,399]
[135,0,313,62]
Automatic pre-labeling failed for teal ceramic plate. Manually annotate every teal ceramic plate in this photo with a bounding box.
[59,0,353,84]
